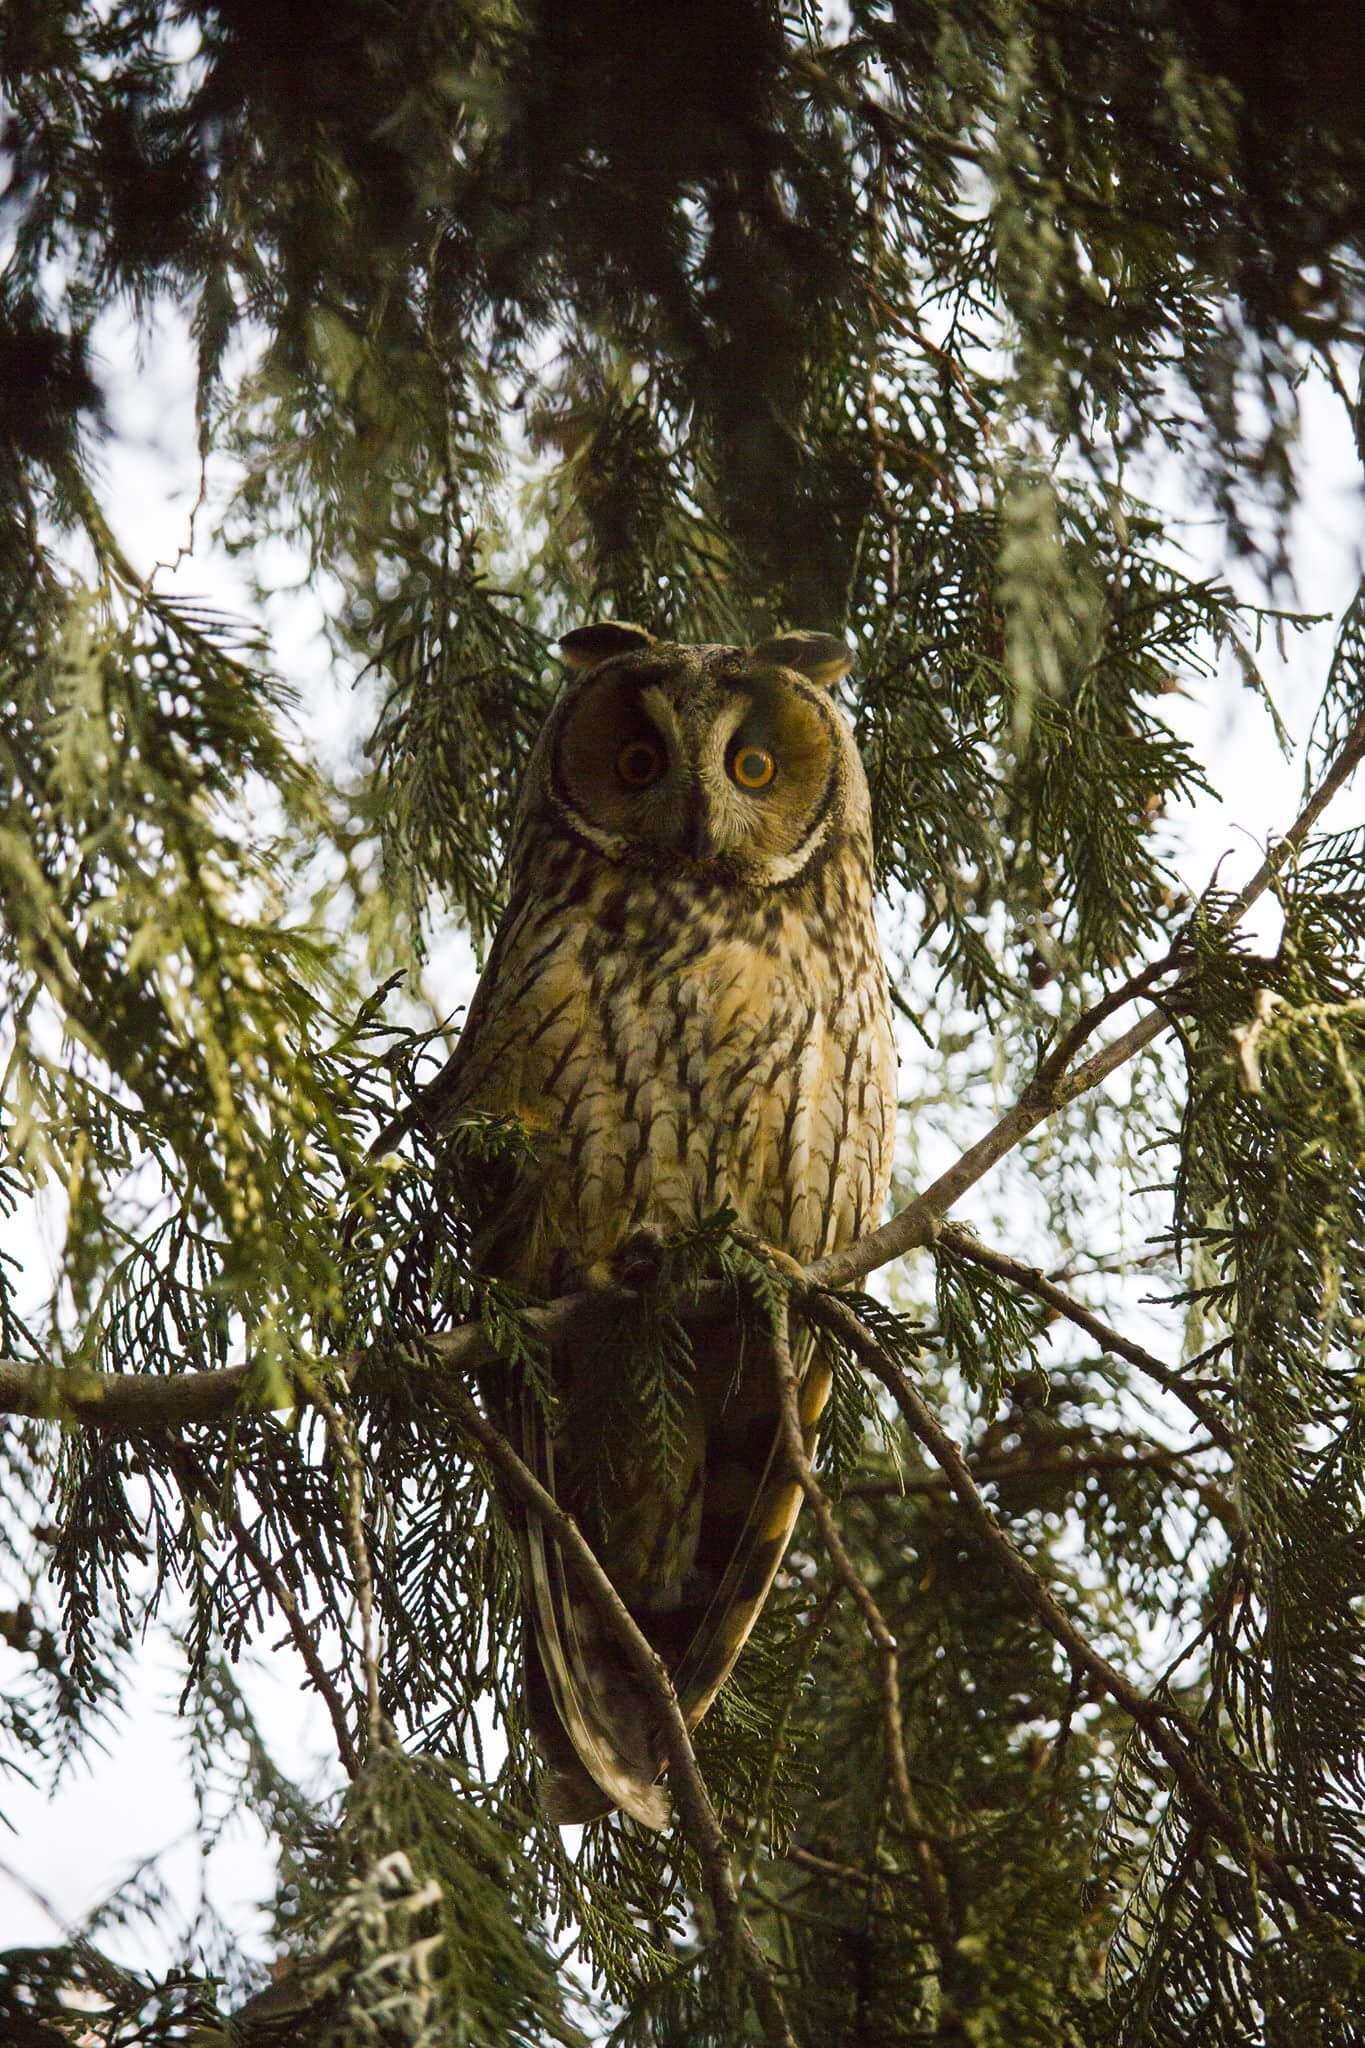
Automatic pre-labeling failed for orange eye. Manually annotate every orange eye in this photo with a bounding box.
[731,745,776,790]
[617,738,664,788]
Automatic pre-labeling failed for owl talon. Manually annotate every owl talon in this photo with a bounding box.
[616,1227,667,1288]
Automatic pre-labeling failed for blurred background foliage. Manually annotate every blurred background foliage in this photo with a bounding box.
[1,1,1364,2041]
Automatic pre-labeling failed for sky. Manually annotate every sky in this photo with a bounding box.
[1,303,1362,1984]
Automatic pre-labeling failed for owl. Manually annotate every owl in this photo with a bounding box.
[417,622,896,1827]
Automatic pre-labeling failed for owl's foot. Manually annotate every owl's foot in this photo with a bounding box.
[568,1230,668,1294]
[731,1225,808,1287]
[615,1226,668,1288]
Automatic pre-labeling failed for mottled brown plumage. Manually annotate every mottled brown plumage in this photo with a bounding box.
[422,623,895,1825]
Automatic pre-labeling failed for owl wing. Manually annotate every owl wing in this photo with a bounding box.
[401,896,674,1823]
[670,1322,828,1724]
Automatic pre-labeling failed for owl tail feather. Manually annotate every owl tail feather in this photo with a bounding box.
[523,1407,671,1831]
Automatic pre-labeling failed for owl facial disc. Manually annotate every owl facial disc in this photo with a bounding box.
[548,634,865,885]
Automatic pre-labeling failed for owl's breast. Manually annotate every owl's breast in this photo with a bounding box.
[450,865,893,1284]
[690,919,893,1263]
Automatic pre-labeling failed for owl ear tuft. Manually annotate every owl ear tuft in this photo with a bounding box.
[750,630,853,689]
[558,622,656,671]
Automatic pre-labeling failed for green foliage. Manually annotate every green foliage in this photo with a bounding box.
[362,583,554,953]
[0,1942,219,2045]
[264,1750,587,2048]
[3,3,1365,2045]
[743,1472,1120,2047]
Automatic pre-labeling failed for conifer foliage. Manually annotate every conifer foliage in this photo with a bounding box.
[2,3,1365,2041]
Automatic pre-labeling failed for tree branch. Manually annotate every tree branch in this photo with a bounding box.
[769,1302,956,1974]
[8,709,1365,1440]
[406,1354,795,2048]
[786,1843,887,1890]
[809,698,1365,1294]
[0,1289,736,1431]
[292,1361,385,1763]
[167,1442,362,1780]
[799,1288,1310,1914]
[935,1222,1234,1451]
[20,1336,791,2034]
[846,1447,1242,1535]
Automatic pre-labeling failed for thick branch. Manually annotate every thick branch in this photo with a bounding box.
[0,1287,734,1430]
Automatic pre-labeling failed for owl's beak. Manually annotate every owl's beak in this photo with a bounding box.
[681,786,713,860]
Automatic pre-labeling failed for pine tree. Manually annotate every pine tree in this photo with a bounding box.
[3,3,1365,2041]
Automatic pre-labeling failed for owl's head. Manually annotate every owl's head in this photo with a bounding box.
[531,621,871,887]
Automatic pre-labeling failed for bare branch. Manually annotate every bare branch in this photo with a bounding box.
[1027,947,1187,1106]
[935,1223,1234,1451]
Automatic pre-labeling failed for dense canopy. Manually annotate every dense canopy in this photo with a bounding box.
[2,3,1365,2042]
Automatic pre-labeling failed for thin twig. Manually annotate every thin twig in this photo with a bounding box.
[802,1290,1309,1914]
[292,1363,384,1763]
[0,1852,68,1933]
[230,1508,363,1780]
[846,1448,1242,1535]
[167,1442,361,1779]
[769,1300,956,1970]
[1026,947,1186,1106]
[412,1359,795,2048]
[935,1222,1234,1451]
[787,1844,895,1891]
[739,1579,840,1891]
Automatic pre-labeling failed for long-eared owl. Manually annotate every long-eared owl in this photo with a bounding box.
[420,622,896,1826]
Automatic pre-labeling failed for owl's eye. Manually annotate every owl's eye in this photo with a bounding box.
[616,737,665,788]
[730,744,776,791]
